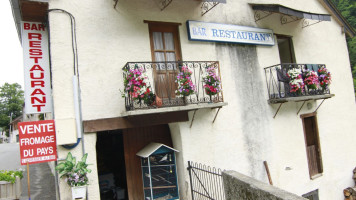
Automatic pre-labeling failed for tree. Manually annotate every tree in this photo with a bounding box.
[331,0,356,97]
[0,83,24,136]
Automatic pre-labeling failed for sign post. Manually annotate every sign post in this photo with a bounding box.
[27,163,30,200]
[18,120,57,200]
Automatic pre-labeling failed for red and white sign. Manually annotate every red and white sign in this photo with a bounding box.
[19,120,57,165]
[21,21,52,114]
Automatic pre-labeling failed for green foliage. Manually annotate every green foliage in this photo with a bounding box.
[55,152,92,187]
[0,83,24,133]
[331,0,356,96]
[348,37,356,71]
[0,170,24,183]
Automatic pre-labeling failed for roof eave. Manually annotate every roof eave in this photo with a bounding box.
[9,0,22,42]
[319,0,356,37]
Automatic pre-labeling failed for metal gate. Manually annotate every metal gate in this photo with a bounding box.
[187,161,226,200]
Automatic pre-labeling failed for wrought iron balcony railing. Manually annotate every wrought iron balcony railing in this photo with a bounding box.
[122,61,224,111]
[264,63,331,102]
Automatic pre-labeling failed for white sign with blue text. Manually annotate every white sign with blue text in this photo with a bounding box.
[187,21,275,46]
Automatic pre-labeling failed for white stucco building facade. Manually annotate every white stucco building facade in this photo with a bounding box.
[10,0,356,199]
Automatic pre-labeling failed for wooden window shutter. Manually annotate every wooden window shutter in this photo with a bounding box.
[301,113,323,178]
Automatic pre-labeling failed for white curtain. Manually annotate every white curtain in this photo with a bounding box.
[164,32,174,50]
[153,32,176,70]
[164,33,176,70]
[153,32,163,50]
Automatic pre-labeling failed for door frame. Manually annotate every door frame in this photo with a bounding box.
[145,21,183,99]
[300,112,323,179]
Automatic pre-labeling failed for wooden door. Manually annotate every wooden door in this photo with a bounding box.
[302,114,323,178]
[123,125,173,200]
[148,23,182,99]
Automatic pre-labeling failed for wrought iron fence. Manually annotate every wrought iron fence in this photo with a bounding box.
[187,161,226,200]
[264,63,331,100]
[122,61,224,111]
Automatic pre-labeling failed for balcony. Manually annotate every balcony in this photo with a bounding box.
[122,61,226,116]
[264,63,334,104]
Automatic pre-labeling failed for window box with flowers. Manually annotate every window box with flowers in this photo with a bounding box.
[203,66,222,102]
[287,67,305,95]
[122,66,159,108]
[284,65,332,97]
[175,65,196,104]
[303,70,319,91]
[318,66,332,91]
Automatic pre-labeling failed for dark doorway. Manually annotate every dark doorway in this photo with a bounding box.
[277,35,296,63]
[96,125,174,200]
[96,130,128,200]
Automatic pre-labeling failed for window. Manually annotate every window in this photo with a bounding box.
[277,35,296,63]
[146,21,182,99]
[302,189,319,200]
[301,113,323,178]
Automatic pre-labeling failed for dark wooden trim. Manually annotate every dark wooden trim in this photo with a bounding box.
[20,1,48,22]
[83,111,189,132]
[313,114,323,174]
[275,34,293,39]
[300,112,317,118]
[147,22,182,61]
[144,20,182,26]
[123,124,173,200]
[147,21,183,99]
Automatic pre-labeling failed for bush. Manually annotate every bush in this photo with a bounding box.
[0,170,24,183]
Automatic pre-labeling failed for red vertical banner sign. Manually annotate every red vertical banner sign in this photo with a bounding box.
[18,120,57,165]
[21,21,53,114]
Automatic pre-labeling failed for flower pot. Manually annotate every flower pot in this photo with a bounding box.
[71,186,87,200]
[181,96,189,105]
[151,96,162,108]
[0,177,21,199]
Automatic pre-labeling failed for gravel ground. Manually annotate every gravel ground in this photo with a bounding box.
[20,162,57,200]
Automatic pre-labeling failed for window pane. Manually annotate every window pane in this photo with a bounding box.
[166,52,176,61]
[155,52,165,62]
[277,35,295,63]
[153,32,163,50]
[164,32,174,50]
[166,52,177,70]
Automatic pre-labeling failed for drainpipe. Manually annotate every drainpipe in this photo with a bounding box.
[61,76,83,150]
[72,75,85,156]
[48,8,87,199]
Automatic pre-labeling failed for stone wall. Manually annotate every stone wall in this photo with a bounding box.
[222,170,307,200]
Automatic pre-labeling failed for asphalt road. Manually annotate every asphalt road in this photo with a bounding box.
[0,143,25,171]
[0,143,57,200]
